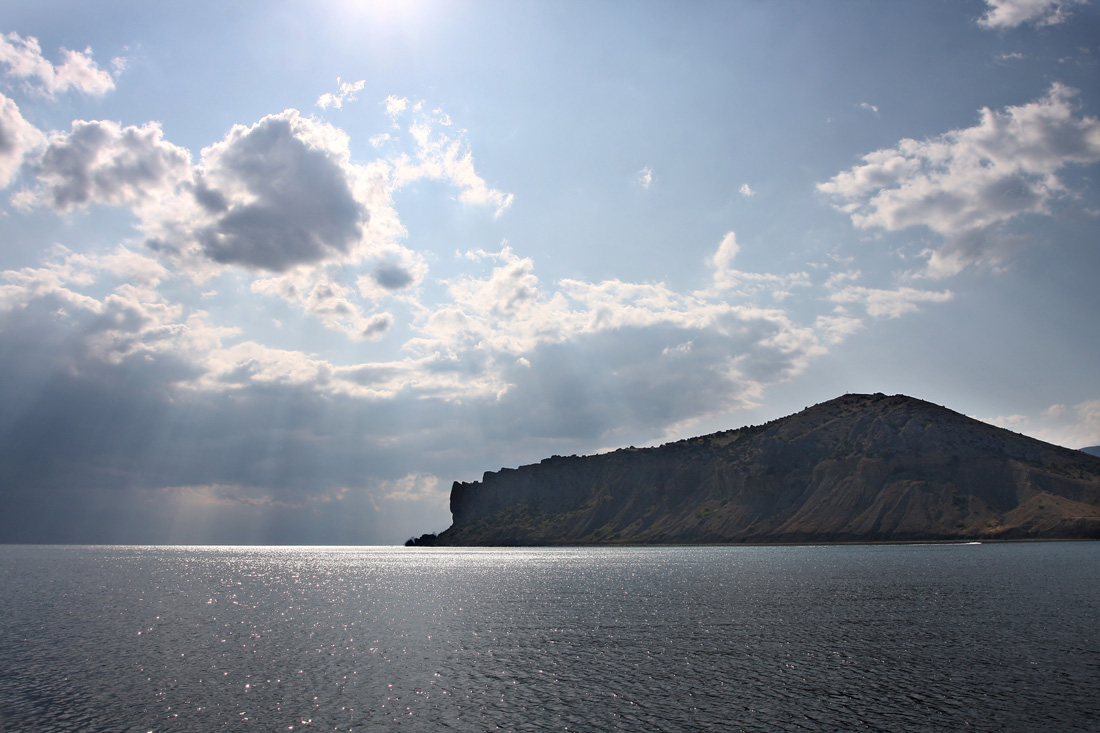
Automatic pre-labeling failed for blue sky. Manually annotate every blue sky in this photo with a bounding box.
[1,0,1098,544]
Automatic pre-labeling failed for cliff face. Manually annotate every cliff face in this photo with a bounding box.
[417,394,1100,546]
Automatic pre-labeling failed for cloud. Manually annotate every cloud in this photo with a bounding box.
[978,0,1088,29]
[828,284,954,318]
[815,314,864,344]
[705,231,809,298]
[1,230,833,445]
[0,93,45,188]
[141,109,371,274]
[387,99,514,216]
[0,31,118,96]
[637,166,653,189]
[491,320,814,441]
[384,94,408,118]
[0,245,229,381]
[738,183,755,197]
[9,99,509,348]
[1,89,929,543]
[357,246,428,297]
[709,231,740,273]
[979,399,1100,448]
[317,76,365,109]
[250,273,394,340]
[376,473,446,504]
[190,111,367,271]
[16,119,191,211]
[982,413,1030,429]
[448,246,541,317]
[372,262,415,290]
[818,84,1100,276]
[859,102,880,115]
[405,240,828,441]
[3,238,821,540]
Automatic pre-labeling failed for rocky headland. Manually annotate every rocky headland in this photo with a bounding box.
[408,393,1100,546]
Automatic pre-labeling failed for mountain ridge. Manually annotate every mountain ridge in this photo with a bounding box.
[409,393,1100,546]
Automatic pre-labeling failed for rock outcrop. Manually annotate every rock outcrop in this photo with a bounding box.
[409,393,1100,546]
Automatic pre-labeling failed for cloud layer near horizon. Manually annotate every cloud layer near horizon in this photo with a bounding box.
[0,50,848,540]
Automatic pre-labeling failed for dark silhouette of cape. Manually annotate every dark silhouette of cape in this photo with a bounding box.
[408,393,1100,546]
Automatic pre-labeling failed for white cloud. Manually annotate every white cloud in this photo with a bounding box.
[317,76,366,109]
[662,340,694,356]
[709,231,740,273]
[376,473,446,504]
[979,399,1100,448]
[0,92,45,188]
[978,0,1087,29]
[705,231,809,298]
[1042,403,1068,419]
[398,239,830,438]
[859,102,879,115]
[738,183,755,197]
[828,284,954,318]
[0,245,234,369]
[0,31,118,96]
[818,84,1100,276]
[384,94,408,119]
[814,314,864,344]
[983,413,1030,429]
[448,246,541,318]
[387,99,514,216]
[1058,400,1100,448]
[637,166,653,189]
[16,119,191,211]
[251,273,394,341]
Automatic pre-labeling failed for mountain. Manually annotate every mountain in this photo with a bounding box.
[408,393,1100,546]
[1082,446,1100,459]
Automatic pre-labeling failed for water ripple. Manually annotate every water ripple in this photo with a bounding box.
[1,543,1098,731]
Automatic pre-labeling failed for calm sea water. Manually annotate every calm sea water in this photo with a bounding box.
[0,543,1097,732]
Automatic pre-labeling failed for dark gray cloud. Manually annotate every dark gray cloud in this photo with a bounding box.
[192,111,367,272]
[0,299,433,543]
[0,280,516,543]
[361,312,393,338]
[372,262,415,290]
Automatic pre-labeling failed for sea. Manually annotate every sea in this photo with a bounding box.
[0,542,1097,732]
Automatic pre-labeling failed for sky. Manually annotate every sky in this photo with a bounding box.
[0,0,1098,544]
